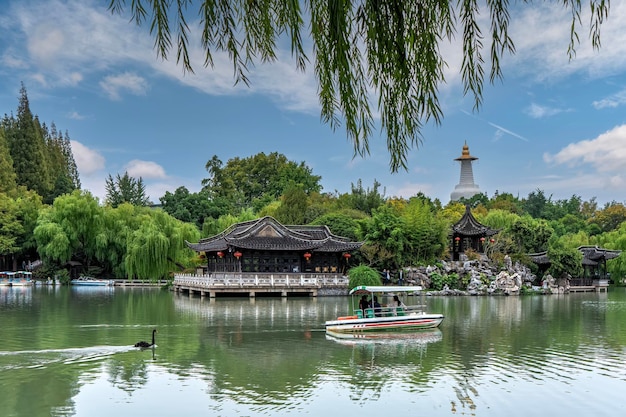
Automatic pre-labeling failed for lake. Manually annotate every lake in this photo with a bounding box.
[1,285,625,417]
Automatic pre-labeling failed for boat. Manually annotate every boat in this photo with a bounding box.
[6,271,34,286]
[324,286,444,334]
[70,277,114,286]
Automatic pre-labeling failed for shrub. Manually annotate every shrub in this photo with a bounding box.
[348,265,383,288]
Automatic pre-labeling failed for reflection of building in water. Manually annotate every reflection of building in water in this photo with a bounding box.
[450,142,481,201]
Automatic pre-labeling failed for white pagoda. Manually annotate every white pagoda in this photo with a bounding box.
[450,142,481,201]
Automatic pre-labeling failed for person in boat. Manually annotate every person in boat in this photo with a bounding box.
[392,294,406,315]
[359,295,369,314]
[373,296,382,317]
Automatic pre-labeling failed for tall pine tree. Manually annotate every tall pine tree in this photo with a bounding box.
[6,83,50,197]
[0,127,17,193]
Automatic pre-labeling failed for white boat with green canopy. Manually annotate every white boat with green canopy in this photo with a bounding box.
[324,286,444,334]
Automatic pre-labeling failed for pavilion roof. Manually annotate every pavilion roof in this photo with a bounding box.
[451,205,499,237]
[529,246,622,266]
[186,216,363,253]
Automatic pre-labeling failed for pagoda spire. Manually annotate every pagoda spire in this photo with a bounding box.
[450,141,481,201]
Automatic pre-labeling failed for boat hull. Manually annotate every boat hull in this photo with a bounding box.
[70,279,114,286]
[325,313,444,333]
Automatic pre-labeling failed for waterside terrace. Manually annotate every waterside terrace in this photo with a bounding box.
[172,272,349,298]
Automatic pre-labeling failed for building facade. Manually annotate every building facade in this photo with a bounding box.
[186,216,363,275]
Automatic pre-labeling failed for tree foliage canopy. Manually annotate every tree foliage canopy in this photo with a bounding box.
[108,0,609,171]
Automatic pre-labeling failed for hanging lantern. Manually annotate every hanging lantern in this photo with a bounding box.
[490,238,495,243]
[234,251,242,259]
[217,251,224,258]
[454,236,461,242]
[343,253,352,259]
[303,252,312,261]
[480,237,485,242]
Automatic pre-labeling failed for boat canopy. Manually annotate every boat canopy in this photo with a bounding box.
[348,285,423,295]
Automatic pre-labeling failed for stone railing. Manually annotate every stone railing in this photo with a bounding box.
[173,272,349,288]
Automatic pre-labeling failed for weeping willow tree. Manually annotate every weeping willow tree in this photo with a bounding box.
[125,209,199,280]
[108,0,609,172]
[34,190,103,267]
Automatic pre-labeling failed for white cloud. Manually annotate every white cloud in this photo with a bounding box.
[525,103,571,118]
[124,160,167,180]
[543,124,626,173]
[70,140,106,175]
[67,111,85,120]
[592,88,626,109]
[99,72,149,100]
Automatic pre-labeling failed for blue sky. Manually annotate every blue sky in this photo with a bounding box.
[1,0,626,207]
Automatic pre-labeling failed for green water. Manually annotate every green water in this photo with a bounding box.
[1,286,625,417]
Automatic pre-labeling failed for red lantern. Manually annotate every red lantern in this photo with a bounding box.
[490,238,495,243]
[480,237,485,242]
[234,251,242,259]
[217,251,224,258]
[343,253,351,259]
[454,236,461,242]
[304,252,312,261]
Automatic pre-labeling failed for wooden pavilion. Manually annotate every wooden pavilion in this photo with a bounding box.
[186,216,363,275]
[450,205,499,261]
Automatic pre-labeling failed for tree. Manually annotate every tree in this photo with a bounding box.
[124,209,199,280]
[274,183,309,225]
[0,128,17,193]
[201,152,321,211]
[4,84,50,196]
[337,179,386,215]
[108,1,609,171]
[105,172,151,208]
[160,186,230,230]
[34,190,103,267]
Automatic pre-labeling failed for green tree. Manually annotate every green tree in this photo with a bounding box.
[34,190,103,267]
[348,265,382,288]
[400,198,447,265]
[590,202,626,233]
[201,152,321,211]
[507,215,554,254]
[125,209,199,279]
[0,128,16,193]
[0,194,23,268]
[105,171,151,208]
[336,179,385,215]
[274,183,309,225]
[160,186,230,230]
[42,122,79,204]
[310,209,367,241]
[108,0,609,171]
[546,244,583,279]
[4,84,50,196]
[359,204,407,268]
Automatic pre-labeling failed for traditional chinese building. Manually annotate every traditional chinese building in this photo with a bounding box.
[529,245,621,284]
[186,216,363,275]
[450,205,499,261]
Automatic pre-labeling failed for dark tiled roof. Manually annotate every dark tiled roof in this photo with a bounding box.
[186,216,363,253]
[451,205,498,237]
[529,246,621,266]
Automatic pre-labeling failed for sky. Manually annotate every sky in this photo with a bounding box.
[1,0,626,207]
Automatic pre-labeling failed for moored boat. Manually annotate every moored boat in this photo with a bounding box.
[70,277,114,286]
[7,271,34,286]
[324,286,444,334]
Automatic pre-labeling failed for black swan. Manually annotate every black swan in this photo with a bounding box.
[134,329,157,348]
